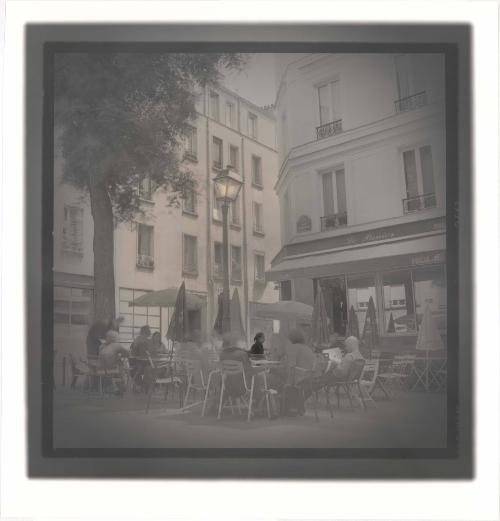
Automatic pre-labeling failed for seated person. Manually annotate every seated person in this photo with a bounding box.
[98,330,129,394]
[249,332,265,358]
[149,331,168,357]
[129,325,152,391]
[324,336,365,383]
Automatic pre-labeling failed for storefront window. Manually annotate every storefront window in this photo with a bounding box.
[347,274,377,334]
[383,271,416,333]
[413,265,447,332]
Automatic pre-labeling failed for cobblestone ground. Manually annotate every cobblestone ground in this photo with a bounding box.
[53,385,447,449]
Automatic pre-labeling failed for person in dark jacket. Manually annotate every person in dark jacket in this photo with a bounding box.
[86,320,109,358]
[249,332,265,358]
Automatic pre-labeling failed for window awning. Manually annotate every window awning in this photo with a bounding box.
[266,234,446,282]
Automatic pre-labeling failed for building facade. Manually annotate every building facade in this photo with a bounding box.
[53,84,280,356]
[268,53,446,349]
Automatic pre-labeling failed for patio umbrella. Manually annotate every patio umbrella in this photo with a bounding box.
[416,304,444,391]
[213,292,223,335]
[387,312,396,333]
[129,287,204,310]
[254,300,313,321]
[166,282,187,342]
[311,287,330,348]
[362,296,379,358]
[346,305,360,339]
[230,288,246,339]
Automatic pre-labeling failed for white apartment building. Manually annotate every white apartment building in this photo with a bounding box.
[268,53,446,349]
[53,84,280,356]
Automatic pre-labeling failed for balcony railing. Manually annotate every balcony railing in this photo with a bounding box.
[403,193,437,213]
[137,254,154,269]
[316,119,343,140]
[253,223,265,235]
[394,91,427,113]
[320,211,348,231]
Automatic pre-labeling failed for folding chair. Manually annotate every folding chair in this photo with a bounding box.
[371,354,395,399]
[217,360,270,422]
[358,359,378,408]
[410,356,429,391]
[325,359,366,415]
[145,355,183,413]
[180,358,210,411]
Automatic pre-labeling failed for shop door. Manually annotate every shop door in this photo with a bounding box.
[318,277,347,336]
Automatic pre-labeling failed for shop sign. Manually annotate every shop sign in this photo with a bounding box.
[410,252,445,266]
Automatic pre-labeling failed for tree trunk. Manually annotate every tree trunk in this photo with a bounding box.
[88,176,116,322]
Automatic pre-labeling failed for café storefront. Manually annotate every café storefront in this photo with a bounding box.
[268,216,447,350]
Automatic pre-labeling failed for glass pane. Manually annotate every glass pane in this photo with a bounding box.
[395,55,411,98]
[148,316,160,328]
[134,314,148,327]
[413,265,446,331]
[322,172,335,216]
[419,145,435,195]
[383,271,416,333]
[318,84,331,125]
[347,274,377,334]
[335,169,347,214]
[403,150,419,198]
[134,305,148,316]
[119,288,134,302]
[147,306,160,317]
[121,314,133,326]
[54,286,71,298]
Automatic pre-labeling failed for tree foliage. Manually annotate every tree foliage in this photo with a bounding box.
[54,52,246,221]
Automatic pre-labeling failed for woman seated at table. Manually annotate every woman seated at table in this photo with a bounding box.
[249,332,265,359]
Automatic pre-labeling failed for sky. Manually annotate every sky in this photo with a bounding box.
[222,53,278,107]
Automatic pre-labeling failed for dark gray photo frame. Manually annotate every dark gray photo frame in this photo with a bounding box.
[26,23,472,479]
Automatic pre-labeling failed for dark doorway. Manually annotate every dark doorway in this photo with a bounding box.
[318,276,347,336]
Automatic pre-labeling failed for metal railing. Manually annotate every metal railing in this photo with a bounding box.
[253,223,265,235]
[136,254,154,269]
[320,211,348,231]
[316,119,343,140]
[394,91,427,113]
[403,193,436,213]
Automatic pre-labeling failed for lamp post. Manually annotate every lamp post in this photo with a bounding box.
[213,167,243,334]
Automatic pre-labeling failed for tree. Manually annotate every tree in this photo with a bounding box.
[54,52,245,320]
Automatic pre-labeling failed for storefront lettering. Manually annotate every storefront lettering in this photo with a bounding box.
[411,252,445,265]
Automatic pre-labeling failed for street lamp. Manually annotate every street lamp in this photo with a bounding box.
[213,167,244,333]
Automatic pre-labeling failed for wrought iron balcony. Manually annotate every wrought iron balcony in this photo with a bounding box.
[394,91,427,113]
[316,119,343,140]
[253,223,265,235]
[136,254,154,269]
[403,193,437,213]
[320,211,348,231]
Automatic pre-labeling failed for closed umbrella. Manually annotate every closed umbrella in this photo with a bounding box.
[416,304,444,391]
[346,305,360,339]
[311,287,330,348]
[362,296,379,358]
[230,288,246,339]
[387,312,396,333]
[166,282,187,342]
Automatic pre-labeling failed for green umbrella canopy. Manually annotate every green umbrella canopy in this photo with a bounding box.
[129,287,204,310]
[254,300,313,321]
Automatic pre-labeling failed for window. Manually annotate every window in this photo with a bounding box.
[231,245,242,282]
[62,205,84,254]
[183,234,198,275]
[383,271,416,333]
[225,101,236,128]
[213,242,223,279]
[320,168,347,230]
[185,125,197,159]
[402,145,436,212]
[317,80,340,126]
[251,155,263,187]
[347,274,377,335]
[137,224,154,269]
[283,189,291,241]
[212,136,223,169]
[253,202,264,235]
[182,189,197,215]
[230,194,241,226]
[254,253,265,282]
[138,176,153,200]
[213,185,223,221]
[54,286,93,326]
[413,265,447,332]
[248,112,258,138]
[394,55,427,112]
[210,91,220,121]
[280,280,292,301]
[118,288,160,344]
[229,144,239,172]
